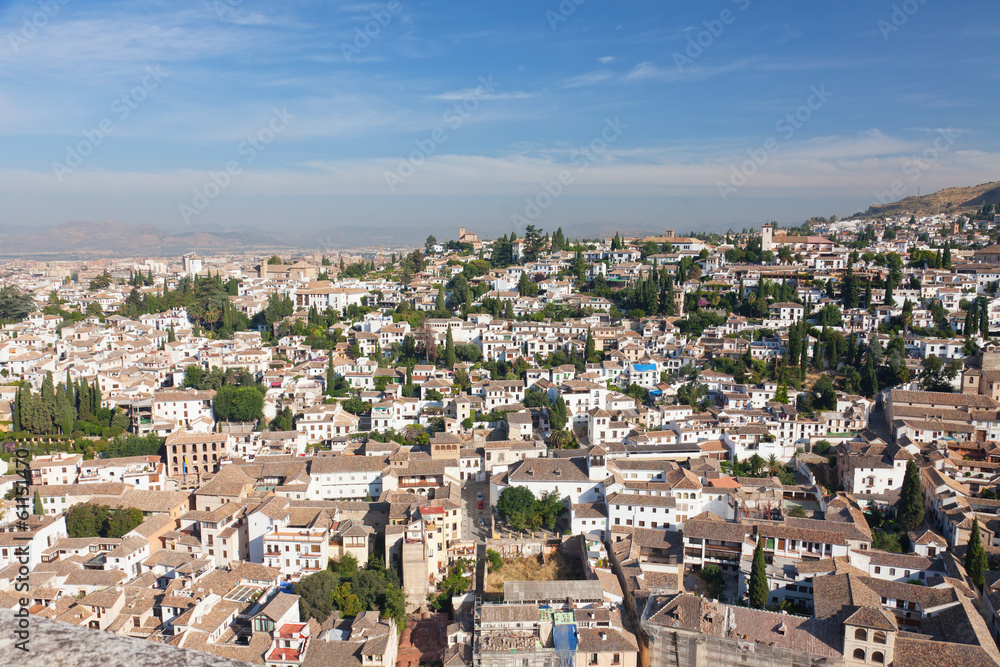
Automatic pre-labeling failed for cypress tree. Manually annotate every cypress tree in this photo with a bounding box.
[91,379,102,415]
[65,370,74,411]
[325,356,336,396]
[40,372,55,433]
[966,517,987,589]
[749,537,769,608]
[897,460,924,531]
[981,298,990,339]
[585,329,595,362]
[444,325,457,368]
[33,489,43,515]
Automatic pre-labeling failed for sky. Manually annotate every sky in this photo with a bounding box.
[0,0,999,245]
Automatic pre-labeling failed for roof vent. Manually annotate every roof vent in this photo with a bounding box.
[600,631,607,640]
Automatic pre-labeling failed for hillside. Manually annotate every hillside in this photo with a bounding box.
[866,180,1000,217]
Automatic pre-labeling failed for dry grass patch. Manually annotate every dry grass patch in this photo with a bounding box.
[486,551,583,593]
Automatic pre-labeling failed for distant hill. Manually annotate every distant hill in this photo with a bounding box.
[866,180,1000,217]
[0,220,290,258]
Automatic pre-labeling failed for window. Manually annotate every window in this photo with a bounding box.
[612,654,620,665]
[872,651,884,664]
[873,632,886,645]
[854,628,867,641]
[854,649,866,661]
[589,655,598,666]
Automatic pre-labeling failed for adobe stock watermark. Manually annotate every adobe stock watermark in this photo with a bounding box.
[212,0,242,19]
[717,84,832,202]
[179,107,295,224]
[877,0,930,41]
[7,0,70,54]
[384,76,499,192]
[673,0,751,73]
[52,65,166,182]
[510,117,628,228]
[871,128,958,208]
[546,0,585,30]
[341,0,403,63]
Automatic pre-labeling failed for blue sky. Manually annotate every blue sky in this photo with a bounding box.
[0,0,998,243]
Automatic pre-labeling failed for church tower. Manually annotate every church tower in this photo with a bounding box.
[761,223,775,252]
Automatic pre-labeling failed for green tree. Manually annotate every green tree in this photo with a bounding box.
[295,569,338,622]
[523,224,544,262]
[517,272,539,297]
[33,489,43,515]
[435,285,446,312]
[897,460,925,531]
[213,385,265,422]
[325,356,336,396]
[444,325,457,368]
[66,503,109,537]
[813,374,837,411]
[497,486,538,531]
[548,397,568,432]
[748,537,769,608]
[106,507,143,538]
[700,564,724,599]
[918,355,960,393]
[536,491,565,531]
[966,517,988,589]
[379,582,407,632]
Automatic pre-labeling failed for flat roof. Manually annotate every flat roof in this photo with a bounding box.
[503,580,604,604]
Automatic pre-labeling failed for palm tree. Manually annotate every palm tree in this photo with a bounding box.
[549,429,574,449]
[767,454,780,476]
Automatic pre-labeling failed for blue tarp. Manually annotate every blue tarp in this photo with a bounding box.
[552,624,578,652]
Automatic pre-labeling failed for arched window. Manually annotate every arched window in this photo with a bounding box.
[873,631,886,645]
[872,651,884,664]
[853,648,866,661]
[854,629,867,641]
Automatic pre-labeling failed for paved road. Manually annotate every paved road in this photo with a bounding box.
[461,477,490,543]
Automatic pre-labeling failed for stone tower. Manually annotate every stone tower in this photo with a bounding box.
[761,223,775,252]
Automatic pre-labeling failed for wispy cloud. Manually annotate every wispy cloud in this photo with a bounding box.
[562,69,615,88]
[429,89,533,101]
